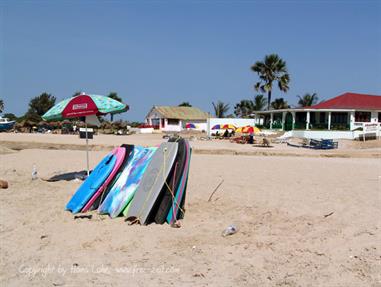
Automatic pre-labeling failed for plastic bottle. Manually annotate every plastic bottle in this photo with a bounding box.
[222,224,238,237]
[32,164,38,180]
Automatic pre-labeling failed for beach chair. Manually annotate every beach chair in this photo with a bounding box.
[272,131,292,144]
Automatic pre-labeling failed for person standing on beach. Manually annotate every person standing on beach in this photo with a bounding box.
[249,131,254,144]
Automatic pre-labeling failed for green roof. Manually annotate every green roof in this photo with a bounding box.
[149,106,209,120]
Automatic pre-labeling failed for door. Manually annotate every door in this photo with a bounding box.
[284,112,293,131]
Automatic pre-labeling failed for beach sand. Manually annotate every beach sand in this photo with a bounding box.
[0,133,380,286]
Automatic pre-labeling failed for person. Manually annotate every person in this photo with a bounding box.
[223,129,229,138]
[230,129,235,137]
[248,131,254,144]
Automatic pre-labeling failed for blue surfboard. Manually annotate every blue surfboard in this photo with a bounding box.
[66,152,117,213]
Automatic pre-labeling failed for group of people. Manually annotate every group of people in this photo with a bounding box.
[215,129,235,138]
[215,129,255,144]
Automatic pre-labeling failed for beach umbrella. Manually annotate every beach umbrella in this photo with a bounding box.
[185,123,196,129]
[42,94,128,121]
[42,93,128,175]
[211,124,223,130]
[236,126,261,134]
[222,124,236,130]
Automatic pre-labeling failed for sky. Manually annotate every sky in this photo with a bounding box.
[1,0,380,121]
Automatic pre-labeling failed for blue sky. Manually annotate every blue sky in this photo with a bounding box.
[1,0,380,121]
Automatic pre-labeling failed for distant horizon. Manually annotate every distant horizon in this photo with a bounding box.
[1,1,380,121]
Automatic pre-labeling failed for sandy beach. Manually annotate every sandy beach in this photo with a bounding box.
[0,133,380,286]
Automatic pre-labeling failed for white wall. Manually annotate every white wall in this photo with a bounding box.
[291,130,355,139]
[207,118,256,136]
[162,119,182,132]
[183,122,207,132]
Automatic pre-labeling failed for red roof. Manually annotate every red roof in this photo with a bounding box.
[310,92,381,110]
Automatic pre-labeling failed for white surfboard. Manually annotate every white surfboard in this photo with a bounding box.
[126,142,178,224]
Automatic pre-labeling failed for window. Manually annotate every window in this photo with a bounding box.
[167,119,180,125]
[331,112,348,124]
[355,112,371,122]
[378,112,381,122]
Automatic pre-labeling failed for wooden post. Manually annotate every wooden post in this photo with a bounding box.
[328,112,331,130]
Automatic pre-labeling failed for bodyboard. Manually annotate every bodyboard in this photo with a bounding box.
[153,138,187,224]
[66,151,117,213]
[98,146,157,218]
[126,142,178,224]
[166,140,191,224]
[82,147,126,212]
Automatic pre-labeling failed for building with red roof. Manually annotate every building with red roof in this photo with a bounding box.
[310,93,381,110]
[252,92,381,139]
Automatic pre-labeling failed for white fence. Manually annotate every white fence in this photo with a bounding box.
[291,123,381,140]
[361,123,380,141]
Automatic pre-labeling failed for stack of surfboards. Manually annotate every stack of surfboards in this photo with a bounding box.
[66,138,191,225]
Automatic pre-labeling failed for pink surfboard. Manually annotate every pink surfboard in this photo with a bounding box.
[82,147,126,212]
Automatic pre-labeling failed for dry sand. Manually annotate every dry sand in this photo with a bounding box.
[0,133,380,286]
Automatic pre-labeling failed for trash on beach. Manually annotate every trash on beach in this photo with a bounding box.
[222,224,238,237]
[0,180,8,189]
[323,211,334,218]
[74,214,92,220]
[42,171,89,182]
[208,179,224,202]
[32,164,38,180]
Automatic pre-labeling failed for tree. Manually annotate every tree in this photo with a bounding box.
[0,99,4,113]
[178,102,192,107]
[25,93,56,122]
[234,100,255,118]
[212,101,230,118]
[107,92,122,121]
[297,93,318,107]
[72,91,82,97]
[251,54,290,110]
[3,113,17,121]
[253,94,267,111]
[271,98,289,110]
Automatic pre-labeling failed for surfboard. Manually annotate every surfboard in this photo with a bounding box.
[166,140,191,224]
[153,138,187,224]
[66,150,117,213]
[125,142,178,225]
[81,147,126,212]
[87,144,134,211]
[176,146,192,220]
[98,146,157,218]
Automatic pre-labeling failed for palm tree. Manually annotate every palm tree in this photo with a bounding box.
[234,100,254,118]
[212,101,230,118]
[271,98,289,110]
[251,54,290,110]
[178,102,192,107]
[107,92,122,121]
[0,99,4,113]
[253,94,267,111]
[297,93,318,107]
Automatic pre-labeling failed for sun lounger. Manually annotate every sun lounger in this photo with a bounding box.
[272,131,292,144]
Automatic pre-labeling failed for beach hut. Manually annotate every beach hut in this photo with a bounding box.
[145,106,209,132]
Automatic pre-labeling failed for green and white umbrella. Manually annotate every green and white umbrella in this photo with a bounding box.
[42,94,128,121]
[42,93,129,175]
